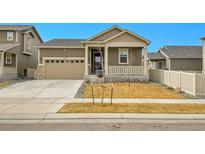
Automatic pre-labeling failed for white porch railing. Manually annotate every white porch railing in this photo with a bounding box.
[108,66,144,75]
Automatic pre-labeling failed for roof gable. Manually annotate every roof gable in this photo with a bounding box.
[147,52,165,60]
[88,26,123,41]
[86,25,150,45]
[107,31,149,44]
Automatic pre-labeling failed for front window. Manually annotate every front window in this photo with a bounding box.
[5,53,12,64]
[119,49,128,64]
[7,32,14,41]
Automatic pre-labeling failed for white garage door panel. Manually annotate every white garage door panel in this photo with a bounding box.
[45,59,85,79]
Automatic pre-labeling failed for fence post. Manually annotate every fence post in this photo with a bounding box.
[193,73,196,96]
[168,70,170,86]
[179,71,181,88]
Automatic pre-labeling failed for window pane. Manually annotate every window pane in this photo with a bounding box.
[120,51,128,56]
[7,32,13,41]
[120,56,127,63]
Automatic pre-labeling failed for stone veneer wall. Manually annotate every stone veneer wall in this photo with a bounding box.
[36,65,45,79]
[84,75,149,83]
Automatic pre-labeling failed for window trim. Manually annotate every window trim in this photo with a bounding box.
[118,48,129,64]
[7,32,14,41]
[5,53,12,64]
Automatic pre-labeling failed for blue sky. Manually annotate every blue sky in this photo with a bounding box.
[8,23,205,52]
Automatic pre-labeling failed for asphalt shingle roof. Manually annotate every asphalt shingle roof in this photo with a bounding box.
[38,39,86,47]
[147,52,165,60]
[0,43,19,51]
[160,46,202,59]
[0,25,33,30]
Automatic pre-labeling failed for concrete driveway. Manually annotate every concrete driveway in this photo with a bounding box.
[0,80,83,99]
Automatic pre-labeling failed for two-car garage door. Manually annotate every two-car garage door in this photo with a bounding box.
[44,58,85,79]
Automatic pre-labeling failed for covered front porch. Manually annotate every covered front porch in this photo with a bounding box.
[84,45,148,76]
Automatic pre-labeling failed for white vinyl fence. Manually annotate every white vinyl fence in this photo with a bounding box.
[149,69,205,97]
[108,66,144,75]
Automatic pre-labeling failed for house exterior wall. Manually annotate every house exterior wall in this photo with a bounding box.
[90,28,122,41]
[0,28,42,77]
[148,60,166,69]
[0,30,17,43]
[170,58,202,71]
[39,48,85,62]
[16,28,42,77]
[108,32,147,44]
[108,47,142,66]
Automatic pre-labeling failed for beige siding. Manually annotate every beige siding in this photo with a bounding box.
[108,32,147,44]
[170,58,202,71]
[40,48,85,59]
[3,28,42,77]
[91,28,122,41]
[108,47,142,66]
[0,30,16,43]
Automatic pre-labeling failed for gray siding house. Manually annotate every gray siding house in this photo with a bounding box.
[0,25,43,79]
[148,46,202,71]
[36,26,150,80]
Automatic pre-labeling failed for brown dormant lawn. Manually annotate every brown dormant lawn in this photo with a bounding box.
[82,82,187,99]
[58,103,205,114]
[0,81,10,88]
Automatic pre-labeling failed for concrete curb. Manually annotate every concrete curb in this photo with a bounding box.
[1,113,205,124]
[65,98,205,104]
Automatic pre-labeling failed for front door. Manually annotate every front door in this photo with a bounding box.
[92,52,102,73]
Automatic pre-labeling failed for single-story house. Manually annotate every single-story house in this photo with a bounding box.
[0,25,43,79]
[147,52,166,69]
[36,26,150,80]
[148,46,202,71]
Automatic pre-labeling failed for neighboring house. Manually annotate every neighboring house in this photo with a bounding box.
[0,25,43,79]
[201,37,205,73]
[147,52,166,69]
[37,26,150,80]
[148,46,202,71]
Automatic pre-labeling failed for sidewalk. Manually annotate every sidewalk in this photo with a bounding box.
[1,113,205,124]
[0,98,205,124]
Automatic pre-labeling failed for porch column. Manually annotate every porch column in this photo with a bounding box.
[104,46,108,75]
[143,47,148,75]
[85,45,88,75]
[0,52,4,75]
